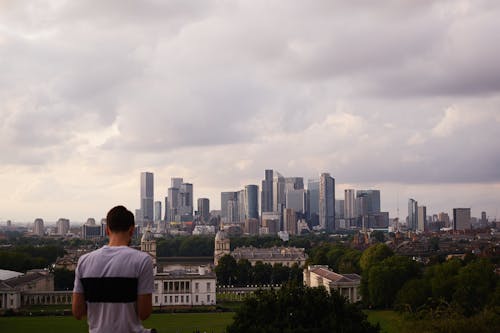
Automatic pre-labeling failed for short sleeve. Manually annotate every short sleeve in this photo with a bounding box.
[73,256,84,293]
[137,255,154,295]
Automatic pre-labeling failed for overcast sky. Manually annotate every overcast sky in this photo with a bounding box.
[1,0,499,223]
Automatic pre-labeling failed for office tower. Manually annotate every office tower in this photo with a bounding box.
[438,212,450,226]
[221,191,238,222]
[140,172,154,223]
[178,183,193,217]
[261,212,281,235]
[284,208,297,235]
[238,189,246,223]
[33,218,44,236]
[344,189,356,219]
[227,199,238,224]
[171,177,183,189]
[273,171,286,212]
[335,200,344,219]
[164,196,169,221]
[244,185,259,220]
[319,173,335,232]
[408,199,418,230]
[261,169,274,213]
[56,218,70,236]
[168,187,179,221]
[308,179,320,225]
[356,193,368,217]
[100,218,107,237]
[453,208,471,231]
[356,190,381,214]
[417,206,427,232]
[285,177,304,192]
[197,198,210,222]
[154,201,162,222]
[82,219,101,240]
[286,189,307,214]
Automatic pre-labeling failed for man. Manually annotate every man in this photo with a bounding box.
[72,205,155,333]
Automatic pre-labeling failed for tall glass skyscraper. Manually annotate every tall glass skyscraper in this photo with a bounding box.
[140,172,154,223]
[245,185,259,220]
[319,173,335,232]
[408,198,418,230]
[261,170,273,214]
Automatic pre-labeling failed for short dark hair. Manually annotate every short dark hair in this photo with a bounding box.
[106,205,135,232]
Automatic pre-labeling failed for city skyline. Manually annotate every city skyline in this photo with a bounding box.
[1,1,499,221]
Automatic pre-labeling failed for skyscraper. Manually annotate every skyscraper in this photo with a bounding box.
[319,173,335,232]
[417,206,427,232]
[197,198,210,222]
[56,218,70,236]
[285,177,304,192]
[286,189,307,214]
[33,218,44,236]
[307,179,320,223]
[221,191,238,222]
[261,169,273,214]
[178,183,193,217]
[408,199,418,230]
[344,189,356,227]
[140,172,154,223]
[154,201,162,222]
[453,208,471,231]
[167,186,179,221]
[284,208,297,235]
[356,190,381,214]
[244,185,259,220]
[273,171,286,213]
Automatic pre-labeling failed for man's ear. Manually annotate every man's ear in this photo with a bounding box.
[105,225,111,236]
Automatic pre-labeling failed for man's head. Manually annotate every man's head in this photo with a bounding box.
[106,205,135,233]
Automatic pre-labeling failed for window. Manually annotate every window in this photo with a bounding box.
[207,295,210,303]
[186,295,189,303]
[154,282,158,291]
[195,295,199,303]
[180,281,184,291]
[164,282,169,291]
[206,282,211,292]
[186,281,190,291]
[174,281,180,291]
[155,296,158,304]
[169,296,173,303]
[181,295,184,303]
[164,296,167,303]
[195,282,199,292]
[175,296,178,303]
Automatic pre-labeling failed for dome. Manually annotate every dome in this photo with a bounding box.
[215,229,228,241]
[141,227,154,242]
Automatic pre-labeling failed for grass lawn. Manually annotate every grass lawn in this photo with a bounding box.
[0,312,235,333]
[365,310,405,333]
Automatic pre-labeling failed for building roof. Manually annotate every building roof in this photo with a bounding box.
[3,272,48,288]
[232,246,307,262]
[310,266,361,283]
[0,269,23,281]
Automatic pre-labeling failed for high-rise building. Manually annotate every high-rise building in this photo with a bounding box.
[140,172,154,223]
[244,185,259,220]
[244,218,259,236]
[273,171,286,213]
[284,208,297,235]
[286,189,307,214]
[33,218,44,236]
[319,173,335,232]
[82,219,101,240]
[356,190,381,214]
[408,199,418,230]
[100,218,107,237]
[261,169,274,214]
[335,200,345,219]
[197,198,210,222]
[285,177,304,192]
[307,179,320,225]
[171,177,183,189]
[56,218,70,236]
[438,212,450,226]
[178,183,193,217]
[453,208,471,231]
[344,189,356,219]
[221,191,238,222]
[154,201,162,222]
[417,206,427,232]
[167,186,179,221]
[164,196,169,221]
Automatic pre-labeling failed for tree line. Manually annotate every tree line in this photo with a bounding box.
[0,245,65,272]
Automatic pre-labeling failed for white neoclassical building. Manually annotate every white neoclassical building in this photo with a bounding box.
[303,265,361,303]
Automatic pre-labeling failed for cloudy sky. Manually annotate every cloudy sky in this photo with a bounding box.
[1,0,499,223]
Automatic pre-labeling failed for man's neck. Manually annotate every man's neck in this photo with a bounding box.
[108,233,131,247]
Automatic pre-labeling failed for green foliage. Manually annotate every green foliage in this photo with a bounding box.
[359,243,393,272]
[307,243,362,274]
[367,256,420,308]
[370,230,385,243]
[0,245,65,272]
[395,278,431,312]
[227,283,380,333]
[215,255,237,285]
[156,236,214,257]
[54,268,75,291]
[425,258,462,302]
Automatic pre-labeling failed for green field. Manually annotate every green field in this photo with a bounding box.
[0,312,235,333]
[365,310,405,333]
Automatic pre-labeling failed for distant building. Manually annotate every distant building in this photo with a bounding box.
[244,218,259,236]
[408,199,418,230]
[197,198,210,222]
[303,265,361,303]
[261,169,274,214]
[344,189,356,220]
[283,208,297,235]
[417,206,427,232]
[154,201,162,222]
[335,200,345,219]
[319,173,335,232]
[261,212,281,235]
[453,208,471,231]
[244,185,259,220]
[356,190,381,214]
[33,218,44,237]
[56,218,70,236]
[286,189,307,214]
[82,220,101,240]
[140,172,154,223]
[308,179,320,220]
[0,270,54,311]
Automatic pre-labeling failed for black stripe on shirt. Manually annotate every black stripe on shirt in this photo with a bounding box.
[81,277,138,303]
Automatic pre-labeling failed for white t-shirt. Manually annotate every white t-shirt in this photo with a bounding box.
[74,245,154,333]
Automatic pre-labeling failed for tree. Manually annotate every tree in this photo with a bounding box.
[215,255,237,285]
[236,259,253,286]
[227,282,380,333]
[395,278,431,312]
[253,261,273,285]
[54,268,75,291]
[371,230,385,243]
[359,243,393,272]
[367,255,420,308]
